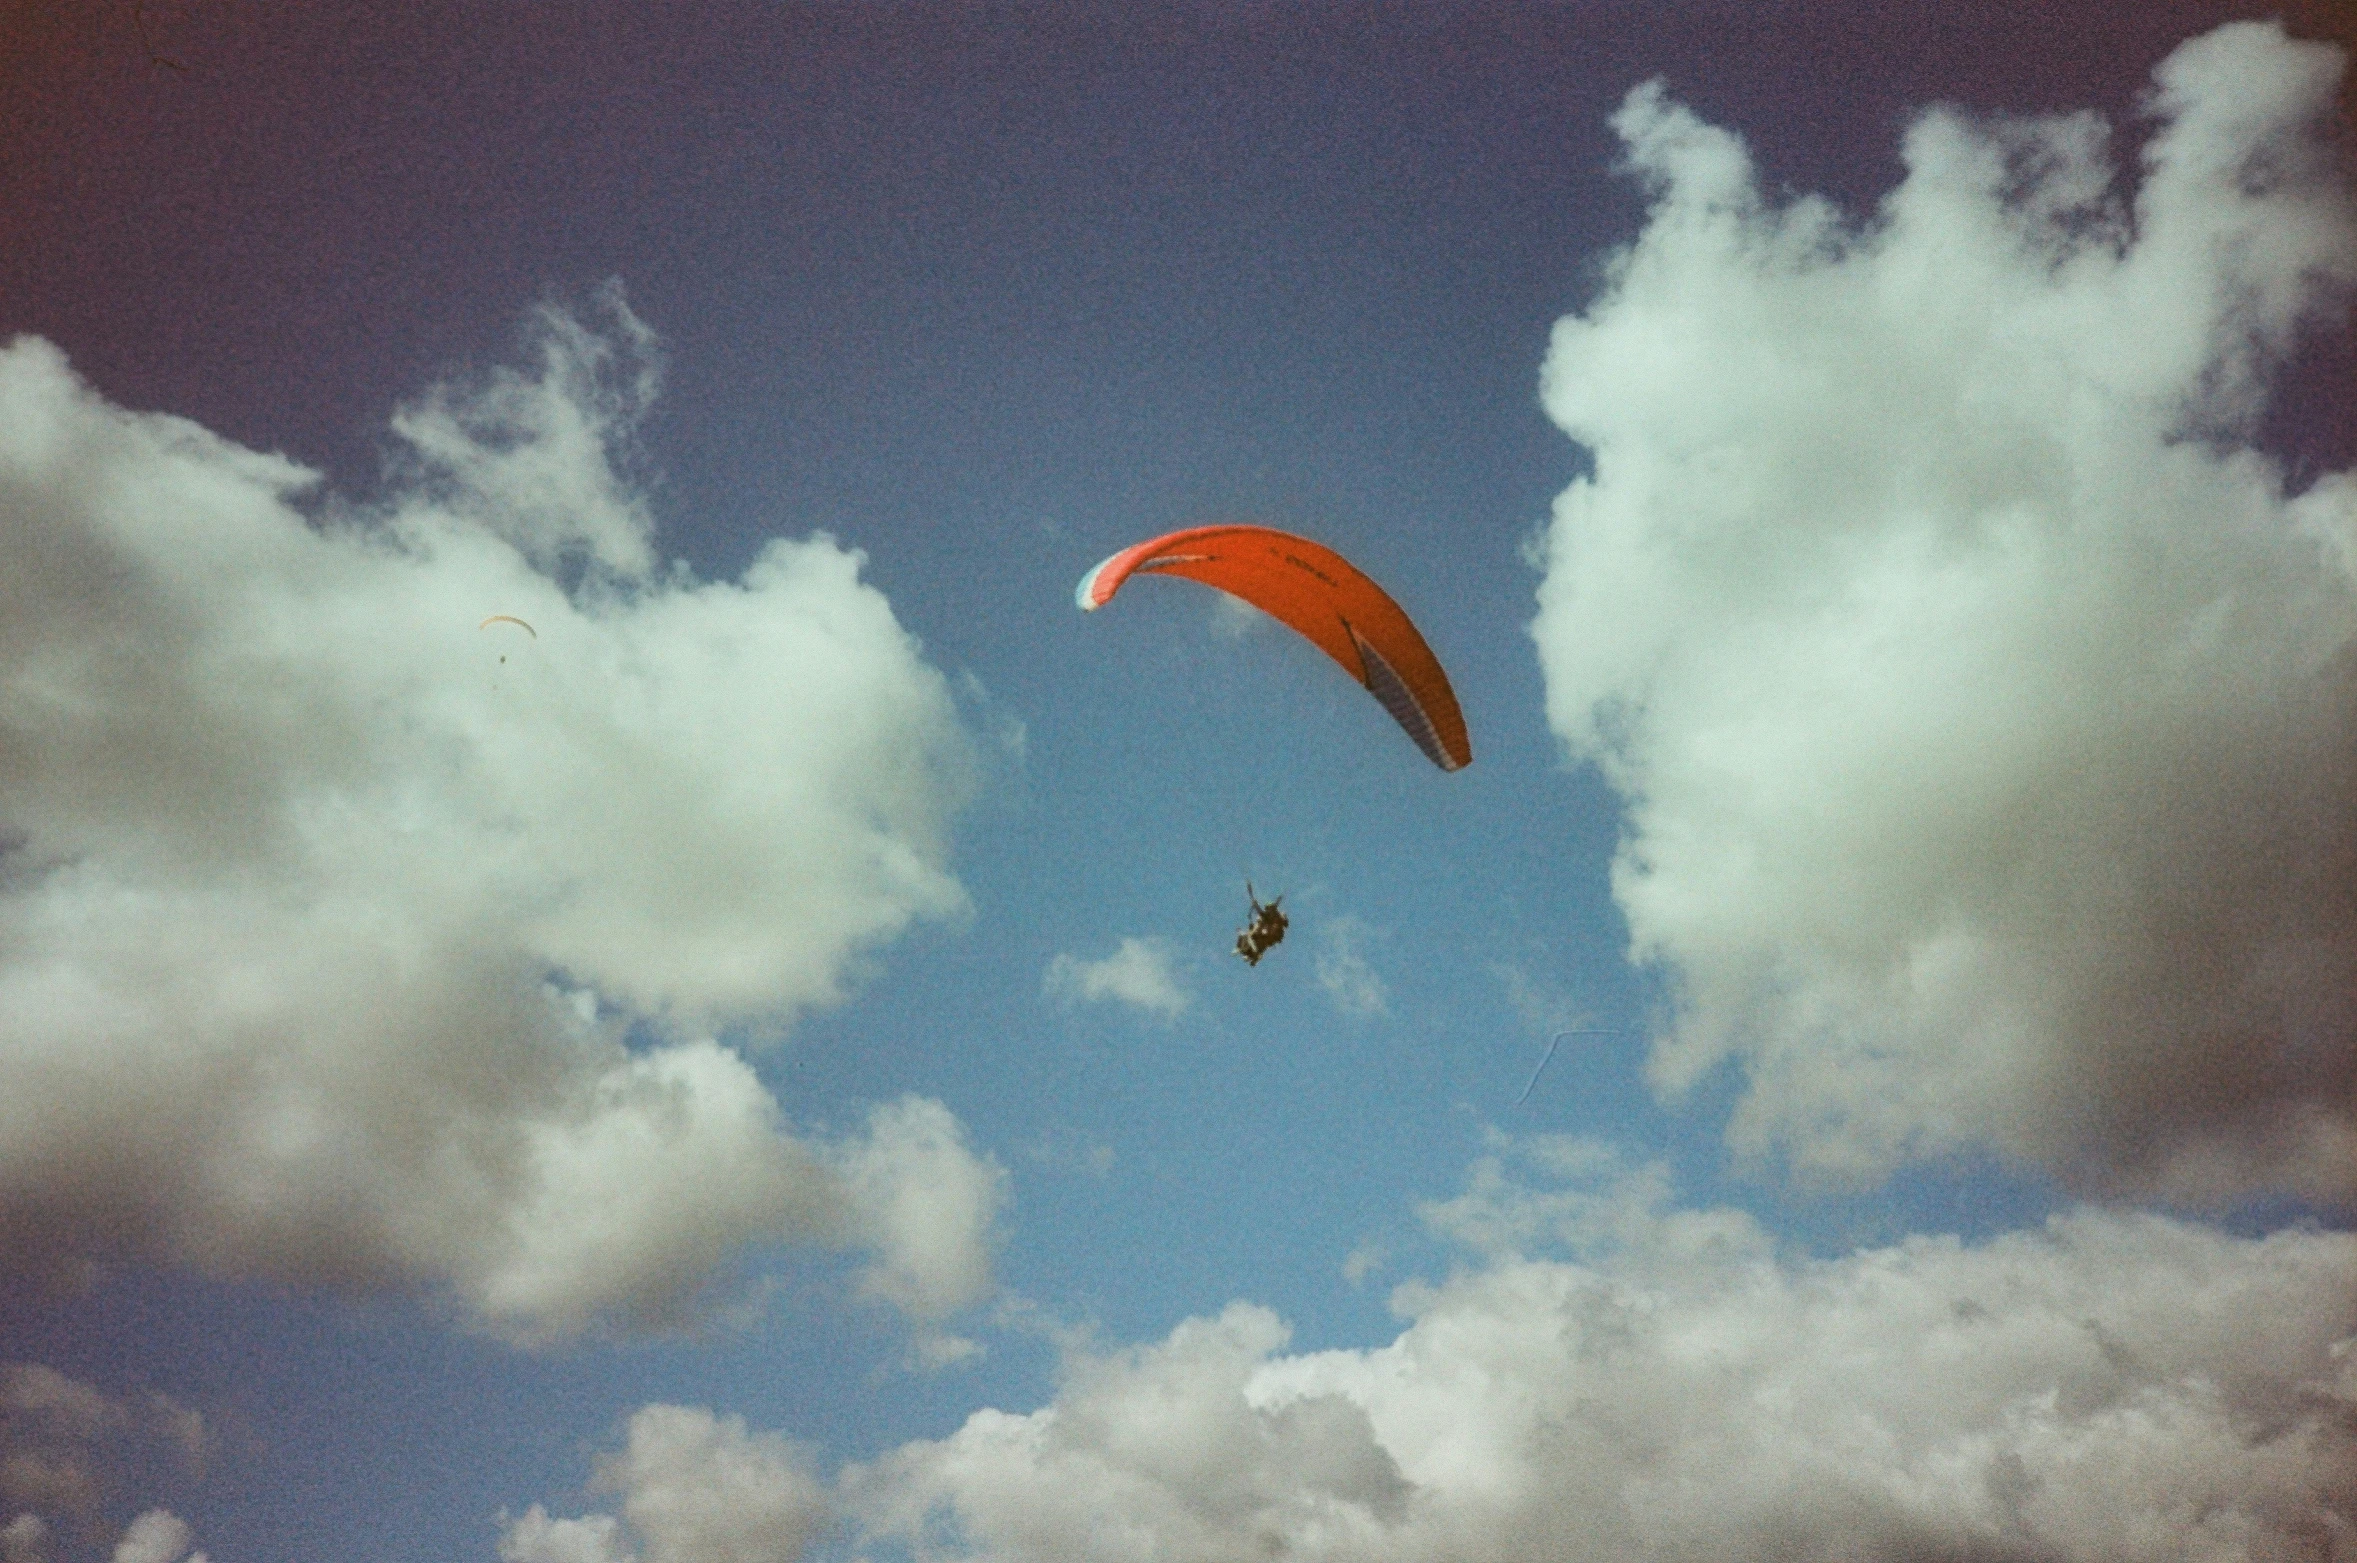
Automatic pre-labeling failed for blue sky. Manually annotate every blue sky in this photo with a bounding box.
[2,4,2354,1561]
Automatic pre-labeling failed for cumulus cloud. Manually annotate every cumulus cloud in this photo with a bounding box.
[1529,22,2357,1199]
[1043,937,1190,1019]
[500,1405,827,1563]
[0,1366,207,1563]
[850,1304,1412,1560]
[0,295,1002,1339]
[1313,917,1388,1017]
[827,1097,1010,1366]
[846,1141,2357,1562]
[1,1516,46,1563]
[107,1512,199,1563]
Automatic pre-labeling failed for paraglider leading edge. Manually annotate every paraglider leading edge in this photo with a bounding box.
[1074,524,1470,771]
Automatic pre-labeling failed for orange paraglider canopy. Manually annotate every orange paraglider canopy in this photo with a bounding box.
[1075,524,1470,771]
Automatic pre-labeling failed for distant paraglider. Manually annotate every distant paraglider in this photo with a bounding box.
[1074,524,1471,772]
[479,614,535,666]
[1234,883,1288,967]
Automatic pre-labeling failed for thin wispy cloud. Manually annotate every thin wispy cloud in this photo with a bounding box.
[1043,937,1191,1019]
[1314,917,1388,1017]
[1208,593,1270,641]
[1487,962,1598,1036]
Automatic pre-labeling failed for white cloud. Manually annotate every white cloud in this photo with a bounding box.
[1486,962,1590,1036]
[107,1512,199,1563]
[1208,593,1269,641]
[0,296,999,1339]
[1413,1131,1708,1265]
[848,1304,1412,1561]
[468,1040,836,1340]
[1528,22,2357,1200]
[500,1406,827,1563]
[1021,1133,1116,1180]
[0,1515,47,1563]
[1313,918,1388,1017]
[388,280,662,581]
[0,1368,208,1563]
[1043,937,1190,1019]
[828,1097,1010,1366]
[845,1142,2357,1563]
[1,1369,120,1448]
[499,1510,627,1563]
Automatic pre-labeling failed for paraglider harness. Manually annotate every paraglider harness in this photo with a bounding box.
[1234,882,1288,966]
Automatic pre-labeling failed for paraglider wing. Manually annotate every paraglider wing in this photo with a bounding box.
[478,614,537,637]
[1075,525,1470,771]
